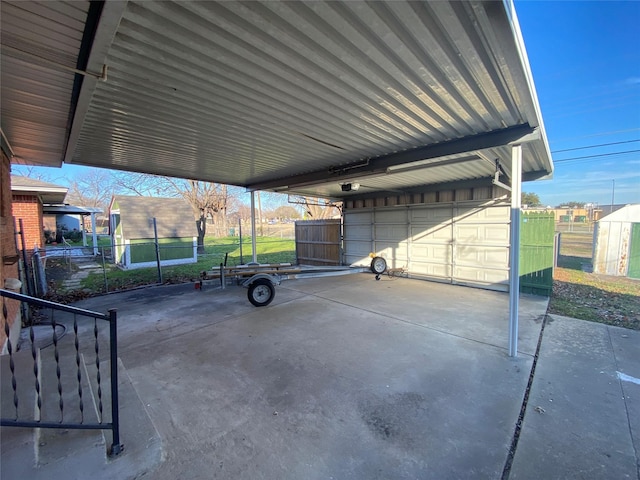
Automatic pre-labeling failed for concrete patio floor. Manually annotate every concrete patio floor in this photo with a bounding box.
[2,273,638,479]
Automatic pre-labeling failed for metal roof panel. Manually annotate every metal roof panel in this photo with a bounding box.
[2,1,553,197]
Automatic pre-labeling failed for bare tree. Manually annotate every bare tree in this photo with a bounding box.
[11,165,64,184]
[116,172,233,253]
[273,205,301,220]
[290,196,341,219]
[177,180,228,251]
[65,169,116,212]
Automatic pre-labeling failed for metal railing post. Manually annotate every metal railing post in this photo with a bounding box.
[108,308,123,456]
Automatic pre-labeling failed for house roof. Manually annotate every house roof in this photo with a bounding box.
[599,204,640,223]
[10,175,68,204]
[42,205,102,215]
[110,195,196,239]
[2,0,553,200]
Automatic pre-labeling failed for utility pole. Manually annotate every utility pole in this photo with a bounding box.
[611,179,615,214]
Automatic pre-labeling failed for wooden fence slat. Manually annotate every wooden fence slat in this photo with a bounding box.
[295,220,341,266]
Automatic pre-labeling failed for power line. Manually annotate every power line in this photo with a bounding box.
[554,149,640,163]
[551,128,640,144]
[552,139,640,154]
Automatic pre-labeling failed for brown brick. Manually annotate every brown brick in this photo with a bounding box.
[1,150,20,350]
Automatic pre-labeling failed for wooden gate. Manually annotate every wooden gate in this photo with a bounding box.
[295,219,341,266]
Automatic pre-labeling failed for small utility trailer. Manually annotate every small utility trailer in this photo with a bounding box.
[199,263,302,307]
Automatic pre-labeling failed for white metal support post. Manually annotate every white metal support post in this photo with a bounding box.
[508,144,523,357]
[250,191,258,263]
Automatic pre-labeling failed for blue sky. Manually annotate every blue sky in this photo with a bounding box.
[14,1,640,208]
[515,0,640,207]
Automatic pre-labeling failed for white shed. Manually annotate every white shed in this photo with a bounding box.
[593,204,640,278]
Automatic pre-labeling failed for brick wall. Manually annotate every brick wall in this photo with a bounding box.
[1,150,21,352]
[12,194,45,257]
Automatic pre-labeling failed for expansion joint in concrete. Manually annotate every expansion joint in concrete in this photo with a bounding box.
[501,313,550,480]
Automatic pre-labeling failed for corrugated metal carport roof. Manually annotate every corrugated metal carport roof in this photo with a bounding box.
[1,0,552,200]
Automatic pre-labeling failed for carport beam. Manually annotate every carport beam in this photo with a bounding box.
[508,144,522,357]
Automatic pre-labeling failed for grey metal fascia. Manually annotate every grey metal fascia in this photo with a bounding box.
[502,0,554,177]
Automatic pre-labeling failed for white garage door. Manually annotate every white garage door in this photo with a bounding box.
[343,201,511,291]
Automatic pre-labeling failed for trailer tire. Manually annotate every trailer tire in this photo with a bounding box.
[247,278,275,307]
[370,256,387,274]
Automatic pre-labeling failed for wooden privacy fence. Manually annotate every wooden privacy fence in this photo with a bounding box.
[295,219,341,266]
[519,211,555,295]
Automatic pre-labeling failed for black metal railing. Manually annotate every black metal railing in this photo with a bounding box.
[1,289,122,456]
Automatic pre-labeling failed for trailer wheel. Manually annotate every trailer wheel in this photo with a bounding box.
[247,278,275,307]
[370,256,387,274]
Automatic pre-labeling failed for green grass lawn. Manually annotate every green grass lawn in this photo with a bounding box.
[81,236,296,293]
[549,231,639,330]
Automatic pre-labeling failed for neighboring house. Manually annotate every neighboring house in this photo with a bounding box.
[109,196,198,270]
[2,174,67,351]
[11,175,68,258]
[42,205,103,254]
[524,205,628,224]
[593,204,640,279]
[56,213,82,232]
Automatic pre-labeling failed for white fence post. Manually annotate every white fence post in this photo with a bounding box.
[124,239,131,269]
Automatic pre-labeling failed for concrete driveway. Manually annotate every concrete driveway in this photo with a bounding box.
[2,273,638,479]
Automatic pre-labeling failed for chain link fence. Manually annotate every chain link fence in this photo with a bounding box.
[39,228,296,297]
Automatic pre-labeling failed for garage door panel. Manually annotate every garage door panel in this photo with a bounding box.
[456,205,510,223]
[375,210,406,224]
[409,244,450,265]
[345,211,372,223]
[375,241,408,268]
[344,240,370,253]
[410,206,453,223]
[344,240,372,267]
[455,224,509,244]
[411,224,452,242]
[345,254,372,267]
[375,224,408,242]
[344,239,370,253]
[345,224,372,241]
[455,245,509,266]
[408,244,452,277]
[411,260,452,278]
[454,265,509,286]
